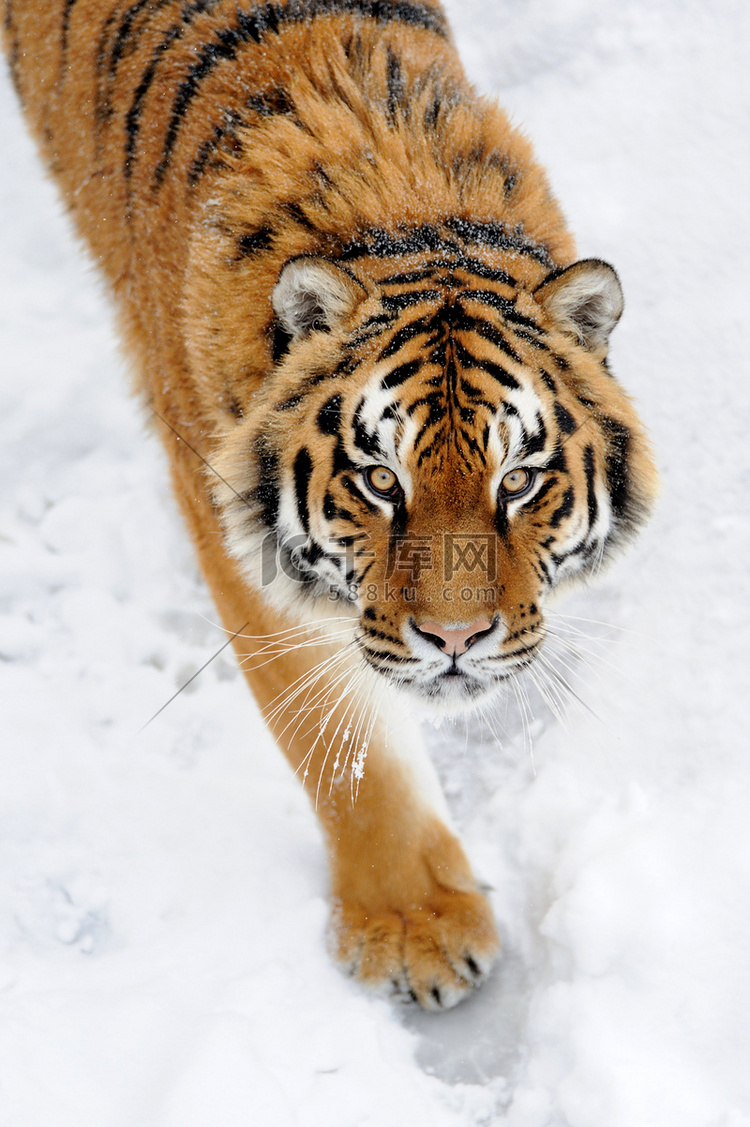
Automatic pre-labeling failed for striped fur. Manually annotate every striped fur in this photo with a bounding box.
[3,0,656,1009]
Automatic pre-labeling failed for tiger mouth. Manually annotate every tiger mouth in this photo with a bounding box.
[361,649,536,707]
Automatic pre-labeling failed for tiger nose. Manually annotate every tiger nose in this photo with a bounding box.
[415,618,494,656]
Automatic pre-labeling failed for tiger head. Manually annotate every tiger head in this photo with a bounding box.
[213,226,656,711]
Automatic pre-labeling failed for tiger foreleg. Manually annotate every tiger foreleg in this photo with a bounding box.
[263,653,499,1011]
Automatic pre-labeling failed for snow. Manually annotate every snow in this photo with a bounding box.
[1,1,749,1123]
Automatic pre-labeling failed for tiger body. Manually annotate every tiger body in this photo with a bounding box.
[3,0,656,1008]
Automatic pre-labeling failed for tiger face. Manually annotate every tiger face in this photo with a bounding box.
[215,225,654,712]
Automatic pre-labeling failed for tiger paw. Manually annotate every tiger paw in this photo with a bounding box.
[329,888,499,1010]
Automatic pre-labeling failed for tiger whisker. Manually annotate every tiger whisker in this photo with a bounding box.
[510,675,536,774]
[346,671,381,802]
[283,650,363,747]
[239,628,355,671]
[546,609,651,642]
[295,662,369,799]
[352,695,380,802]
[263,644,355,727]
[286,650,367,758]
[545,628,632,687]
[536,652,602,724]
[198,610,355,643]
[525,662,572,732]
[315,667,371,808]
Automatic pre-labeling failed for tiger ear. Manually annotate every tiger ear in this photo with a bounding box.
[535,259,624,352]
[272,258,366,342]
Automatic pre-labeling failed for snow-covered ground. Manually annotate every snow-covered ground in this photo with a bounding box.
[1,1,749,1123]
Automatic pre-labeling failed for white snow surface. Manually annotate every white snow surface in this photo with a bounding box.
[1,2,749,1123]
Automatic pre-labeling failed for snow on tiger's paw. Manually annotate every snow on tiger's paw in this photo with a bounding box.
[328,889,499,1011]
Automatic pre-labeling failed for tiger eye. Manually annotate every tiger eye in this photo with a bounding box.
[364,465,400,499]
[500,467,536,497]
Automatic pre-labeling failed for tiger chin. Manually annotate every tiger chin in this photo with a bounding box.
[4,0,656,1009]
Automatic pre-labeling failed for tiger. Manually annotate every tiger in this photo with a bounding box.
[2,0,656,1010]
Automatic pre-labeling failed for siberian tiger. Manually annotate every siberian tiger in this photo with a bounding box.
[3,0,656,1009]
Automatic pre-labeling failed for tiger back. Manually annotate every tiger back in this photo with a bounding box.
[2,0,656,1009]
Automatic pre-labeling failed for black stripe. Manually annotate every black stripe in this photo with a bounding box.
[599,415,632,524]
[458,257,518,288]
[332,437,356,476]
[550,539,588,567]
[363,625,406,646]
[254,436,280,528]
[381,359,421,390]
[284,202,319,234]
[554,401,576,434]
[124,20,184,188]
[459,378,494,412]
[108,0,172,77]
[151,0,446,187]
[276,392,304,412]
[301,540,324,567]
[444,217,554,266]
[361,645,418,665]
[495,496,510,540]
[381,288,441,311]
[317,394,342,436]
[549,486,575,529]
[379,259,518,290]
[237,227,274,257]
[341,474,380,514]
[355,558,376,585]
[323,492,341,521]
[272,321,294,364]
[344,314,396,353]
[406,391,441,420]
[527,475,557,510]
[546,445,568,474]
[379,316,435,360]
[534,554,552,585]
[341,224,444,261]
[61,0,80,59]
[453,340,520,390]
[501,643,541,661]
[465,289,544,333]
[336,532,368,546]
[352,399,382,455]
[583,445,598,530]
[188,108,246,187]
[509,328,548,351]
[379,263,454,286]
[293,448,314,533]
[461,313,523,364]
[423,88,443,131]
[523,413,547,457]
[95,6,128,128]
[503,170,518,199]
[122,0,223,186]
[386,46,404,124]
[415,440,436,467]
[341,222,543,270]
[322,495,356,525]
